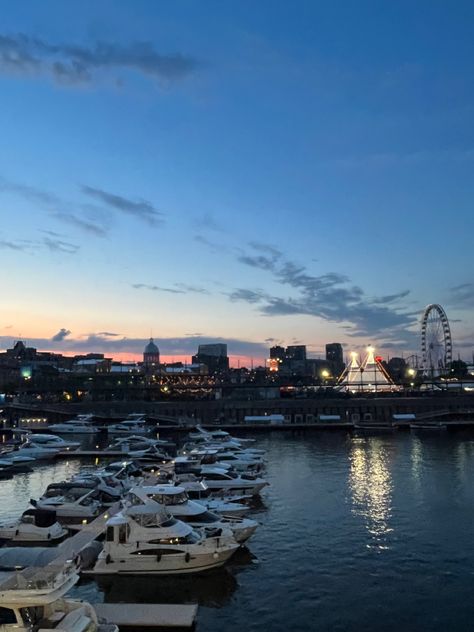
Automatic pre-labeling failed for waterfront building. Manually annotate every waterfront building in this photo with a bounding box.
[192,343,229,375]
[326,343,344,377]
[143,338,160,371]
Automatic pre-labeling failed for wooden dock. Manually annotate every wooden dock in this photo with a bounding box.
[46,503,120,567]
[94,603,198,628]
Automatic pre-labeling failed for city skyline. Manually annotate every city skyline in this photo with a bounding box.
[1,1,473,364]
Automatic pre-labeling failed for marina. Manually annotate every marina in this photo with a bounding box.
[2,427,474,630]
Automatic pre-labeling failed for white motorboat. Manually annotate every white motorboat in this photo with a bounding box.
[107,414,150,436]
[0,509,68,547]
[91,500,239,575]
[177,479,250,517]
[16,442,60,460]
[0,561,118,632]
[106,435,173,453]
[47,415,97,434]
[31,489,101,524]
[0,453,35,473]
[183,447,264,472]
[199,467,268,496]
[24,434,80,451]
[188,424,256,444]
[128,485,258,543]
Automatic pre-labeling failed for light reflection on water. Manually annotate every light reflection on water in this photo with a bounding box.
[348,438,393,547]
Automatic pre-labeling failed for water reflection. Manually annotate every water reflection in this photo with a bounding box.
[348,438,393,549]
[93,567,240,608]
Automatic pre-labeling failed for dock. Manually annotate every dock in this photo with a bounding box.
[94,603,198,628]
[46,503,120,567]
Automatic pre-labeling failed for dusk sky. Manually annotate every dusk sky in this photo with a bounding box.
[0,1,473,365]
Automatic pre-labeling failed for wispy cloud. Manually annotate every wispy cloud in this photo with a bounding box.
[52,212,107,237]
[81,185,164,226]
[1,175,164,236]
[132,282,209,295]
[231,242,416,344]
[0,34,198,87]
[0,235,79,255]
[43,236,80,254]
[132,283,184,294]
[448,283,474,308]
[0,239,31,251]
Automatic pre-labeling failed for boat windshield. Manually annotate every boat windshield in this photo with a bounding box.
[149,492,187,505]
[133,514,178,528]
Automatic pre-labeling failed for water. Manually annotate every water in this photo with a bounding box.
[3,430,474,631]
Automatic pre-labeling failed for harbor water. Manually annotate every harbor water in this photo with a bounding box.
[2,430,474,631]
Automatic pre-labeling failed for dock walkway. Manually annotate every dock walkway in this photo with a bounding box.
[94,603,198,628]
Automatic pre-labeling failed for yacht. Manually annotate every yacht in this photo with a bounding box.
[25,434,80,451]
[128,485,258,543]
[91,500,239,575]
[198,467,268,496]
[0,561,117,632]
[107,414,150,436]
[16,442,60,460]
[0,460,13,480]
[0,454,35,473]
[0,509,68,547]
[177,479,250,517]
[48,415,96,435]
[188,425,256,444]
[106,435,174,453]
[31,489,101,524]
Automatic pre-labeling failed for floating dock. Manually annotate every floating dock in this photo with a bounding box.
[94,603,198,628]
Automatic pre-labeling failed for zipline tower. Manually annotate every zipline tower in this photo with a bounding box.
[337,346,396,392]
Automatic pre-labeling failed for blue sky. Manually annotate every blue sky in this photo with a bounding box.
[0,0,473,364]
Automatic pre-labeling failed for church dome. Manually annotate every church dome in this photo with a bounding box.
[144,338,159,354]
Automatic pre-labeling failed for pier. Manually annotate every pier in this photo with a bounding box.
[93,603,198,628]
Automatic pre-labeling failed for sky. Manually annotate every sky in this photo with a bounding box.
[0,0,473,366]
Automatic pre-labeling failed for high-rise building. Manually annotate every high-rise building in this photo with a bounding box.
[285,345,307,361]
[325,343,344,376]
[270,345,285,361]
[192,343,229,374]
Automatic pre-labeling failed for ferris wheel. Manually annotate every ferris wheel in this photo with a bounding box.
[421,304,452,375]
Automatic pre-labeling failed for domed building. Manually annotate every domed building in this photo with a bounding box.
[143,337,160,370]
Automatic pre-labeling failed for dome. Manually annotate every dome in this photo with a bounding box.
[144,338,159,354]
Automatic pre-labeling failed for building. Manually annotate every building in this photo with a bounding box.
[192,343,229,375]
[143,338,160,371]
[326,343,344,377]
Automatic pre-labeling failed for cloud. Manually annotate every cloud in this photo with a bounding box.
[1,175,160,235]
[81,185,163,226]
[0,333,269,358]
[133,282,209,295]
[42,236,79,254]
[53,212,107,237]
[0,239,31,251]
[174,283,210,295]
[448,283,474,308]
[132,283,185,294]
[228,288,268,303]
[0,235,78,255]
[51,328,71,342]
[233,244,417,344]
[0,34,198,87]
[192,213,224,233]
[194,234,226,253]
